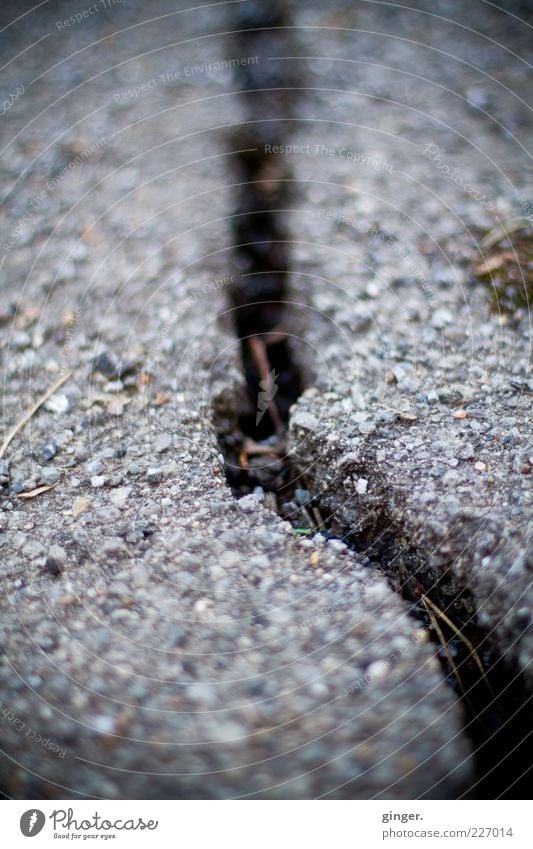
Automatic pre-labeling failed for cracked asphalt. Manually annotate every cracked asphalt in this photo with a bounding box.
[0,0,531,799]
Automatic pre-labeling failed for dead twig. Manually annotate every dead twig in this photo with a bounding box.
[238,437,284,470]
[238,449,249,470]
[242,438,283,457]
[0,371,73,460]
[262,329,288,346]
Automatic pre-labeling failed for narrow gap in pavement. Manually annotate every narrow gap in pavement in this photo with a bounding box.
[217,139,317,526]
[215,2,325,530]
[214,2,531,801]
[353,530,532,799]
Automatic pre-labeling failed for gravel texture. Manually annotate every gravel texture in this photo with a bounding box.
[284,0,532,687]
[0,0,530,799]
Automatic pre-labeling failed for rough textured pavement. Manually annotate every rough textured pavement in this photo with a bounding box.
[0,0,530,799]
[285,0,532,687]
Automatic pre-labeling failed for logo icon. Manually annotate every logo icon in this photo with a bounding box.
[20,810,45,837]
[256,367,279,425]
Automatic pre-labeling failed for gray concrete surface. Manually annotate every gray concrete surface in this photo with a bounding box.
[285,0,532,687]
[0,0,530,799]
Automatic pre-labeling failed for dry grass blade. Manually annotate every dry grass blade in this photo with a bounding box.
[300,505,313,525]
[421,593,495,698]
[312,506,326,529]
[0,370,73,460]
[17,483,58,499]
[382,407,418,421]
[420,595,473,711]
[481,218,526,249]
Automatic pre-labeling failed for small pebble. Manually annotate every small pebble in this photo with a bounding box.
[86,459,104,475]
[93,350,124,378]
[194,598,213,615]
[356,478,368,494]
[366,660,389,680]
[238,495,260,513]
[92,715,116,734]
[44,545,66,576]
[132,565,149,588]
[457,443,475,460]
[109,486,131,507]
[101,538,128,559]
[292,410,319,432]
[45,394,69,415]
[104,380,124,393]
[72,496,92,516]
[155,433,172,453]
[39,467,60,486]
[172,628,188,648]
[40,442,57,461]
[328,539,347,552]
[431,308,453,329]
